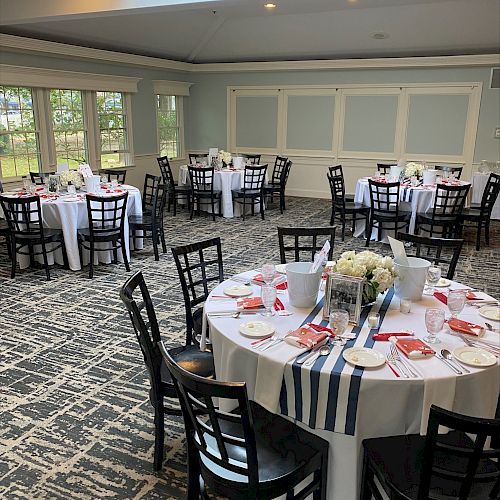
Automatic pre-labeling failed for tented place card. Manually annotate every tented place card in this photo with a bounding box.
[79,164,93,178]
[323,273,364,324]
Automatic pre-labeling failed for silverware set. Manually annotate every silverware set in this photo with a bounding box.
[252,331,289,351]
[457,333,500,357]
[388,345,420,378]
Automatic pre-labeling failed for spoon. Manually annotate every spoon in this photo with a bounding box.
[441,349,470,373]
[304,344,331,366]
[485,322,500,333]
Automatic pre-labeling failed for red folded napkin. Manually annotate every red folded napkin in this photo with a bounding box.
[372,331,414,341]
[394,338,435,358]
[284,328,327,349]
[447,318,485,337]
[306,323,334,336]
[236,297,263,309]
[274,297,285,311]
[253,273,288,290]
[434,291,447,304]
[466,291,478,300]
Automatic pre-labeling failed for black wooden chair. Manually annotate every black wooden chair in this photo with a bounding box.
[366,179,411,247]
[157,155,191,216]
[120,271,215,471]
[188,166,222,222]
[232,164,267,220]
[102,169,127,184]
[77,192,129,278]
[328,164,354,202]
[435,165,463,179]
[416,183,470,239]
[30,171,54,185]
[263,156,289,213]
[328,173,369,241]
[278,226,336,264]
[130,182,167,261]
[396,232,464,280]
[460,173,500,250]
[171,237,224,349]
[0,194,67,280]
[141,173,161,216]
[188,153,209,164]
[159,341,329,500]
[377,163,394,175]
[241,153,261,165]
[360,404,500,500]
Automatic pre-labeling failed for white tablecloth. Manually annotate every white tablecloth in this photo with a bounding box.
[14,186,142,271]
[471,172,500,219]
[354,178,471,242]
[205,271,499,500]
[178,166,266,218]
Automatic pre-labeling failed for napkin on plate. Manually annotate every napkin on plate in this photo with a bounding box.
[284,327,327,348]
[447,318,485,337]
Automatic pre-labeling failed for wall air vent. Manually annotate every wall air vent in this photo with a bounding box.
[490,67,500,89]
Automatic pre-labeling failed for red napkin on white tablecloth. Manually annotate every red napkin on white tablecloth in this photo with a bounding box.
[447,319,485,337]
[253,273,288,290]
[284,327,327,349]
[434,291,447,304]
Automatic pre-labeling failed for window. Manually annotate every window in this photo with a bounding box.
[50,89,88,167]
[97,91,130,168]
[0,85,40,178]
[157,95,182,159]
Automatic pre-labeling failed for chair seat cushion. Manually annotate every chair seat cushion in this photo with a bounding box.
[363,431,498,500]
[198,401,327,486]
[78,227,121,241]
[344,202,369,212]
[232,189,262,197]
[161,345,215,382]
[460,208,482,220]
[16,227,63,241]
[194,189,221,198]
[129,214,155,227]
[416,214,459,224]
[373,211,411,222]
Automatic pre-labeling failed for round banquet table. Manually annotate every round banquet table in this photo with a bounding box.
[204,271,499,500]
[6,185,143,271]
[354,178,471,242]
[178,165,266,218]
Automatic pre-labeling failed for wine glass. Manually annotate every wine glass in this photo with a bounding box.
[424,308,445,344]
[261,263,275,284]
[424,266,441,295]
[447,290,466,319]
[260,285,277,317]
[329,309,350,346]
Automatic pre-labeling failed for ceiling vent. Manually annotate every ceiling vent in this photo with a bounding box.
[490,67,500,89]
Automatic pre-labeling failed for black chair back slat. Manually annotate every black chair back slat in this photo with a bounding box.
[142,174,161,212]
[189,153,209,164]
[159,343,260,486]
[328,173,347,210]
[270,156,288,184]
[396,232,464,280]
[0,195,43,236]
[377,163,393,175]
[157,156,172,186]
[433,183,470,218]
[283,160,292,186]
[328,164,344,177]
[418,405,500,500]
[29,171,54,185]
[86,192,128,235]
[435,165,463,179]
[368,179,401,216]
[243,165,267,191]
[188,166,215,194]
[480,173,500,215]
[102,169,127,184]
[241,153,261,165]
[278,226,336,264]
[171,238,224,345]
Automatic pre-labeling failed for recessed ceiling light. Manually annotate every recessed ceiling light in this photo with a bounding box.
[264,3,277,9]
[370,32,389,40]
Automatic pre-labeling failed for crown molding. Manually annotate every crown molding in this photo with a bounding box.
[1,33,499,74]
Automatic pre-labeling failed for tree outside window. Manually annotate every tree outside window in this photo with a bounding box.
[0,86,40,178]
[157,95,181,159]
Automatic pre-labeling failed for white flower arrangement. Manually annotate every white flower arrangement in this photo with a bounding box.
[59,169,83,189]
[218,150,232,165]
[333,250,395,304]
[404,162,425,178]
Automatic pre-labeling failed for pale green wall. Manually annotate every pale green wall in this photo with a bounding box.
[186,67,500,162]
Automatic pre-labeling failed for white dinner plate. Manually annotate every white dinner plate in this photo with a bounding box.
[452,346,496,367]
[275,264,287,274]
[343,347,386,368]
[434,278,451,287]
[223,284,253,297]
[478,306,500,322]
[239,320,275,338]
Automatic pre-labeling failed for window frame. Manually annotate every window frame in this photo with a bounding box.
[156,94,184,161]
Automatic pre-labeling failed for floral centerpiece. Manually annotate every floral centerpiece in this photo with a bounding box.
[59,169,83,189]
[404,162,425,179]
[218,150,232,166]
[332,250,395,305]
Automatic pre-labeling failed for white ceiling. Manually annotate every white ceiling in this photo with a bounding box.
[0,0,499,63]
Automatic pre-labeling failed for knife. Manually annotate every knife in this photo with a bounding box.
[296,339,328,365]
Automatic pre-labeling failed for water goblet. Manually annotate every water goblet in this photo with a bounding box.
[22,177,30,191]
[329,309,350,346]
[424,266,441,295]
[424,308,445,344]
[261,263,275,284]
[260,285,277,317]
[447,290,466,319]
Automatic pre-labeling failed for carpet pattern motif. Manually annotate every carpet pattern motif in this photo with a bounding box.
[0,197,498,499]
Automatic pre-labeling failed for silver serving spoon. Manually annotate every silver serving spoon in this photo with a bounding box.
[304,344,331,366]
[441,349,470,373]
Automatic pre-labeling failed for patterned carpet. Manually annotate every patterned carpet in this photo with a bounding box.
[0,197,498,499]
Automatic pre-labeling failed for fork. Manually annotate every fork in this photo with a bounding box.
[458,333,500,356]
[258,332,285,351]
[387,351,409,378]
[390,345,414,378]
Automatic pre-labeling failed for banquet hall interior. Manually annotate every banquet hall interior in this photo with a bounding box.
[0,1,499,499]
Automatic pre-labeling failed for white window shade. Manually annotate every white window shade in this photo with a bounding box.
[153,80,192,96]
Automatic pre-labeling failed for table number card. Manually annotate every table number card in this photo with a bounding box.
[79,164,94,178]
[323,273,364,324]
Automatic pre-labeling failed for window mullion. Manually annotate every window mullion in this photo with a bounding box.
[84,91,99,170]
[35,88,55,171]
